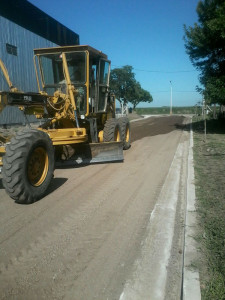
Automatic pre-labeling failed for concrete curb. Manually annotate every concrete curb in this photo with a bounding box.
[119,120,190,300]
[182,120,201,299]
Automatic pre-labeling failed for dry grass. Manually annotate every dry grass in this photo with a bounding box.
[192,116,225,300]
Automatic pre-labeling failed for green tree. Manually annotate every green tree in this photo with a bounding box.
[130,81,153,109]
[110,65,153,108]
[184,0,225,104]
[110,65,136,104]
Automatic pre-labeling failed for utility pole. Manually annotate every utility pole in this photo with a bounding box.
[170,81,172,115]
[203,100,206,142]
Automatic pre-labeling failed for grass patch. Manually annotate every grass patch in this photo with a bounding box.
[192,116,225,299]
[135,106,196,115]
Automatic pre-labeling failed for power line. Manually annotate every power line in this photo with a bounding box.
[111,65,197,74]
[151,90,198,93]
[175,90,198,92]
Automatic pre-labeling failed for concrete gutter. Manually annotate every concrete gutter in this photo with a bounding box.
[182,120,201,299]
[119,115,201,299]
[120,129,186,300]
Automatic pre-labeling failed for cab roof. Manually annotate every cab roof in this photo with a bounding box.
[34,45,108,60]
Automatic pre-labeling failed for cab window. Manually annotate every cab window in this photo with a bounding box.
[99,60,110,85]
[65,52,86,84]
[98,60,110,111]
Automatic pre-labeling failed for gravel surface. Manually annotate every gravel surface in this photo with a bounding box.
[0,115,189,300]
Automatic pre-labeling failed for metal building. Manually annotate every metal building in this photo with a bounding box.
[0,0,79,124]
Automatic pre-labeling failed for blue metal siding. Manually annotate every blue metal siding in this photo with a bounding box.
[0,16,57,92]
[0,106,38,125]
[0,16,57,124]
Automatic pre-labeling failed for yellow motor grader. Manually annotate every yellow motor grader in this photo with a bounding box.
[0,45,131,204]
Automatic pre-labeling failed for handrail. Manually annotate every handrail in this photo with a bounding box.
[0,58,18,92]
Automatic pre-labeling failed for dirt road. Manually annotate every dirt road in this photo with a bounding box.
[0,115,190,300]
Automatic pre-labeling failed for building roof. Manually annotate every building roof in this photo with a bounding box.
[0,0,79,46]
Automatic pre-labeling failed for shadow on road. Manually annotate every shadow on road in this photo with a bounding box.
[0,177,68,195]
[0,177,68,203]
[45,177,68,197]
[174,122,190,131]
[0,178,3,189]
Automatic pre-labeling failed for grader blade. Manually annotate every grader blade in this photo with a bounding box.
[85,142,124,163]
[56,142,124,167]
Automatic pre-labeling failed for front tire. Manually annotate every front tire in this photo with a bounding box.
[2,129,55,204]
[118,117,131,149]
[103,118,122,142]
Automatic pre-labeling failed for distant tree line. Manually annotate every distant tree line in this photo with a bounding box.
[110,65,153,109]
[184,0,225,105]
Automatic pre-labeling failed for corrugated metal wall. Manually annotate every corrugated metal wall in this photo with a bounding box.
[0,16,57,124]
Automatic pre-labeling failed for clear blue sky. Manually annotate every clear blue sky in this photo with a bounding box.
[29,0,201,107]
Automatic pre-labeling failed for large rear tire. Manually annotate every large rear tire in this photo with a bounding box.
[2,129,55,204]
[118,117,131,149]
[103,118,122,142]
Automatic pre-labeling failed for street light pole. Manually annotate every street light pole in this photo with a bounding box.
[170,81,172,115]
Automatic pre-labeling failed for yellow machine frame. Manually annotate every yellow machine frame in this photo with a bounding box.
[0,45,118,167]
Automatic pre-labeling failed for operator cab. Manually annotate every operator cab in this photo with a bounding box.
[34,45,111,117]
